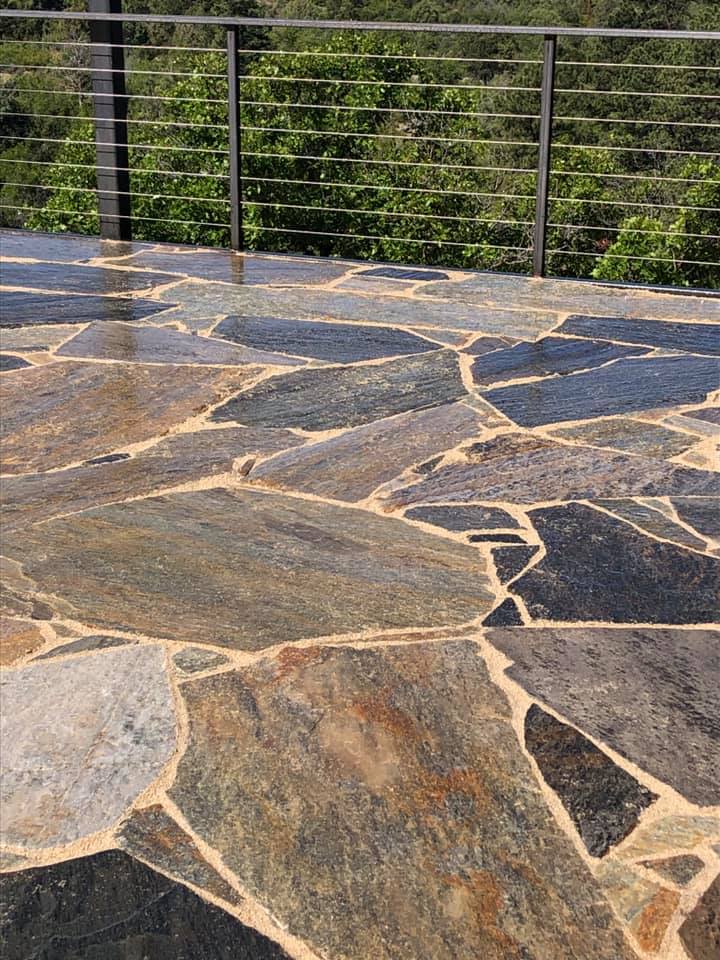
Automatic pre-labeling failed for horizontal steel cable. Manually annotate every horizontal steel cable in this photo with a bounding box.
[556,59,720,71]
[546,247,719,267]
[236,74,541,92]
[247,224,532,250]
[0,158,228,178]
[0,135,227,155]
[1,182,230,203]
[242,199,533,225]
[242,175,534,200]
[555,87,720,100]
[0,40,224,52]
[240,125,538,147]
[0,63,225,78]
[4,89,229,104]
[239,99,541,119]
[555,114,720,128]
[236,49,543,65]
[553,142,720,157]
[0,203,228,227]
[2,112,229,128]
[242,151,536,174]
[548,195,718,211]
[548,222,720,240]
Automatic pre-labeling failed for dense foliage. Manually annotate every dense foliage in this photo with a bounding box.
[1,0,719,286]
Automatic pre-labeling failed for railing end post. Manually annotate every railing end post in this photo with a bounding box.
[532,33,557,278]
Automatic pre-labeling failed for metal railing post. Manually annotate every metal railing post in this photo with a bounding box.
[227,26,243,251]
[88,0,131,241]
[533,34,556,277]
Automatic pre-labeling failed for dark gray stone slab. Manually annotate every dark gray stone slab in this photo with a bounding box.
[173,646,230,674]
[213,315,436,362]
[463,335,517,356]
[482,598,523,625]
[382,434,720,508]
[0,261,175,294]
[470,336,649,386]
[685,406,720,425]
[640,855,705,887]
[0,291,172,326]
[249,403,481,502]
[468,533,528,543]
[212,350,467,431]
[557,315,720,356]
[35,635,136,659]
[492,546,539,583]
[487,627,720,805]
[169,640,637,960]
[2,487,494,650]
[671,498,720,540]
[512,502,720,624]
[482,356,720,427]
[548,418,696,460]
[0,354,31,371]
[404,504,519,531]
[57,321,303,367]
[678,873,720,960]
[0,228,134,262]
[524,704,656,857]
[356,266,450,281]
[85,452,131,464]
[592,499,709,551]
[0,851,290,959]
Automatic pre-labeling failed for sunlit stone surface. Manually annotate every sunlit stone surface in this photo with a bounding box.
[1,231,717,960]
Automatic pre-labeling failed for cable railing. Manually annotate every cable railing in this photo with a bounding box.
[1,9,719,288]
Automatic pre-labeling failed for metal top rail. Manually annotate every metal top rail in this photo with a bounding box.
[1,9,719,41]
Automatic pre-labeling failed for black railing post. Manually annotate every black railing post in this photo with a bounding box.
[227,26,243,251]
[533,34,556,277]
[88,0,131,241]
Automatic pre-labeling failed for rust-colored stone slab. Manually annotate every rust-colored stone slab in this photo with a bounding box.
[679,874,720,960]
[2,487,494,650]
[170,640,637,960]
[118,804,241,906]
[2,426,304,530]
[249,403,482,501]
[0,645,176,848]
[0,617,46,667]
[0,361,261,473]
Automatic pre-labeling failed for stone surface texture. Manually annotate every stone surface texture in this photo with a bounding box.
[0,645,176,848]
[1,231,717,960]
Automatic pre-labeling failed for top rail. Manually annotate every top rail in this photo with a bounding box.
[1,10,719,41]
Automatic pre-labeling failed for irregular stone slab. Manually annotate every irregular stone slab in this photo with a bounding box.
[630,886,680,953]
[86,451,131,464]
[512,503,720,624]
[35,634,136,659]
[482,598,523,626]
[3,487,494,650]
[2,426,304,530]
[593,499,708,550]
[0,354,31,371]
[356,265,450,281]
[0,322,82,352]
[470,336,649,386]
[685,406,720,426]
[57,321,304,367]
[640,854,704,887]
[595,861,679,951]
[487,627,720,805]
[463,334,517,356]
[672,497,720,540]
[382,434,720,508]
[482,355,720,427]
[0,261,175,293]
[118,804,241,906]
[547,417,696,459]
[212,350,466,431]
[173,646,230,674]
[213,314,436,363]
[524,704,656,857]
[421,272,720,323]
[158,281,558,338]
[404,504,520,531]
[679,874,720,960]
[0,361,259,473]
[665,412,720,439]
[492,545,539,583]
[0,645,176,848]
[557,314,720,356]
[0,850,291,960]
[469,532,528,543]
[0,290,172,327]
[0,617,46,667]
[170,640,636,960]
[249,403,481,501]
[619,817,720,861]
[0,227,119,261]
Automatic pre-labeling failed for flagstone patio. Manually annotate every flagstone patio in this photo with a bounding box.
[0,228,718,960]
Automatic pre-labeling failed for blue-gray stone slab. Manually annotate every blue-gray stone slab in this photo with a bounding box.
[512,502,720,624]
[0,354,31,371]
[404,504,519,531]
[671,498,720,540]
[356,266,450,281]
[470,336,650,386]
[482,355,720,427]
[0,261,175,294]
[213,314,436,362]
[487,627,720,805]
[557,315,720,356]
[0,291,171,326]
[212,350,467,430]
[0,228,141,262]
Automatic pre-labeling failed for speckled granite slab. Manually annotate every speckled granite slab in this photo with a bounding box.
[1,230,718,960]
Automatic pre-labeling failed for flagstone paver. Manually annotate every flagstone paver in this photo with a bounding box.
[1,230,717,960]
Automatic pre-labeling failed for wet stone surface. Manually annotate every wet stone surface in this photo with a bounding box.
[524,704,657,857]
[557,314,720,355]
[0,290,172,326]
[214,314,438,362]
[0,851,291,960]
[170,640,637,960]
[0,261,175,294]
